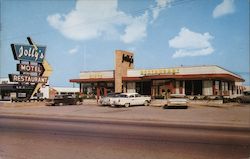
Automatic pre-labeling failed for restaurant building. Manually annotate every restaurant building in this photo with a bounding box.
[70,50,245,99]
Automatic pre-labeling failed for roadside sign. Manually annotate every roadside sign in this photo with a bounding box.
[11,44,46,63]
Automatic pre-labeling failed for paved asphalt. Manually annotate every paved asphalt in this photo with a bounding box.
[0,115,249,159]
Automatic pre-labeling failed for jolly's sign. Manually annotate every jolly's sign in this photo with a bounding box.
[11,44,46,63]
[122,54,133,66]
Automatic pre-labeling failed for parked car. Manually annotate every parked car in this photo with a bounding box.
[236,91,250,103]
[111,93,151,107]
[45,94,81,106]
[163,94,189,109]
[98,93,121,106]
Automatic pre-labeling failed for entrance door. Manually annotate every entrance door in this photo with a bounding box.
[185,80,192,95]
[136,81,151,95]
[185,80,202,95]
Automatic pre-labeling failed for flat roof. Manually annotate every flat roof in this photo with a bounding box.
[71,65,244,83]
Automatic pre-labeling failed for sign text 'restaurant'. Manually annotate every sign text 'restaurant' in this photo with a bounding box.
[9,74,48,83]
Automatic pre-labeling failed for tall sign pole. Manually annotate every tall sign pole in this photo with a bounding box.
[26,37,52,98]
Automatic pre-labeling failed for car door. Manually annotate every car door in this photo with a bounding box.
[134,93,142,105]
[129,94,136,105]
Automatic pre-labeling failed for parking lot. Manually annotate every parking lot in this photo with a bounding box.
[0,102,249,127]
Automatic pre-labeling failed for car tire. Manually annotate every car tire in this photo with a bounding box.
[144,101,149,106]
[59,103,63,106]
[125,103,130,108]
[163,105,168,109]
[76,101,81,105]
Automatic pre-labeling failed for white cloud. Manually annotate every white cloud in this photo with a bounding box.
[172,47,214,58]
[213,0,235,18]
[152,0,173,21]
[47,0,149,43]
[69,46,79,55]
[169,27,214,58]
[120,12,148,43]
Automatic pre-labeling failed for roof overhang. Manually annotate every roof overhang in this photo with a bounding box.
[142,74,245,82]
[70,73,244,83]
[70,78,114,83]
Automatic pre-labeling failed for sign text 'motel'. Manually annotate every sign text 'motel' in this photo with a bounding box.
[11,44,46,63]
[17,64,44,74]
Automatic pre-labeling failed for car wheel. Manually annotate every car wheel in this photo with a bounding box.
[76,101,80,105]
[163,105,168,109]
[144,101,149,106]
[124,103,130,108]
[236,98,242,103]
[59,103,63,106]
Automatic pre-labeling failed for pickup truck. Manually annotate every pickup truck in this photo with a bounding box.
[111,93,151,107]
[45,94,82,106]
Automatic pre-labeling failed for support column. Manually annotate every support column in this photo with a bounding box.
[176,81,180,94]
[115,50,134,93]
[104,87,107,96]
[96,84,100,101]
[191,80,194,95]
[182,81,185,95]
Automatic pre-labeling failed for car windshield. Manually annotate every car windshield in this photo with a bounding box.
[106,93,120,97]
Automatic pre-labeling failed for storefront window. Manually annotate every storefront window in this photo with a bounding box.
[81,83,97,99]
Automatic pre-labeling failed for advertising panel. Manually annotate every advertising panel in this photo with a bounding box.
[9,74,48,83]
[11,44,46,63]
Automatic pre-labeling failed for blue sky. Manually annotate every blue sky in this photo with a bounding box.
[0,0,249,86]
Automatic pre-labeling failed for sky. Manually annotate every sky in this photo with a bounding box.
[0,0,249,87]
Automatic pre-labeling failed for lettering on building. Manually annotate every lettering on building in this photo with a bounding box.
[140,68,180,76]
[89,73,103,78]
[122,54,133,66]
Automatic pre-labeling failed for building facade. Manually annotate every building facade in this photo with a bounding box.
[70,50,245,99]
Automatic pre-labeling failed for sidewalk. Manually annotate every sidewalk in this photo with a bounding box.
[0,102,250,128]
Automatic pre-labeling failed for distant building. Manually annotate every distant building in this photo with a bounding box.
[0,77,79,101]
[70,50,245,99]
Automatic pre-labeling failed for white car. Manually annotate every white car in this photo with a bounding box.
[164,94,189,109]
[111,93,151,107]
[98,93,121,106]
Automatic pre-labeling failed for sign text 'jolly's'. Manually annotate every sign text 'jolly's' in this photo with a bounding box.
[11,44,46,63]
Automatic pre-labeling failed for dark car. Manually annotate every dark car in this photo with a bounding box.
[236,91,250,103]
[45,94,81,106]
